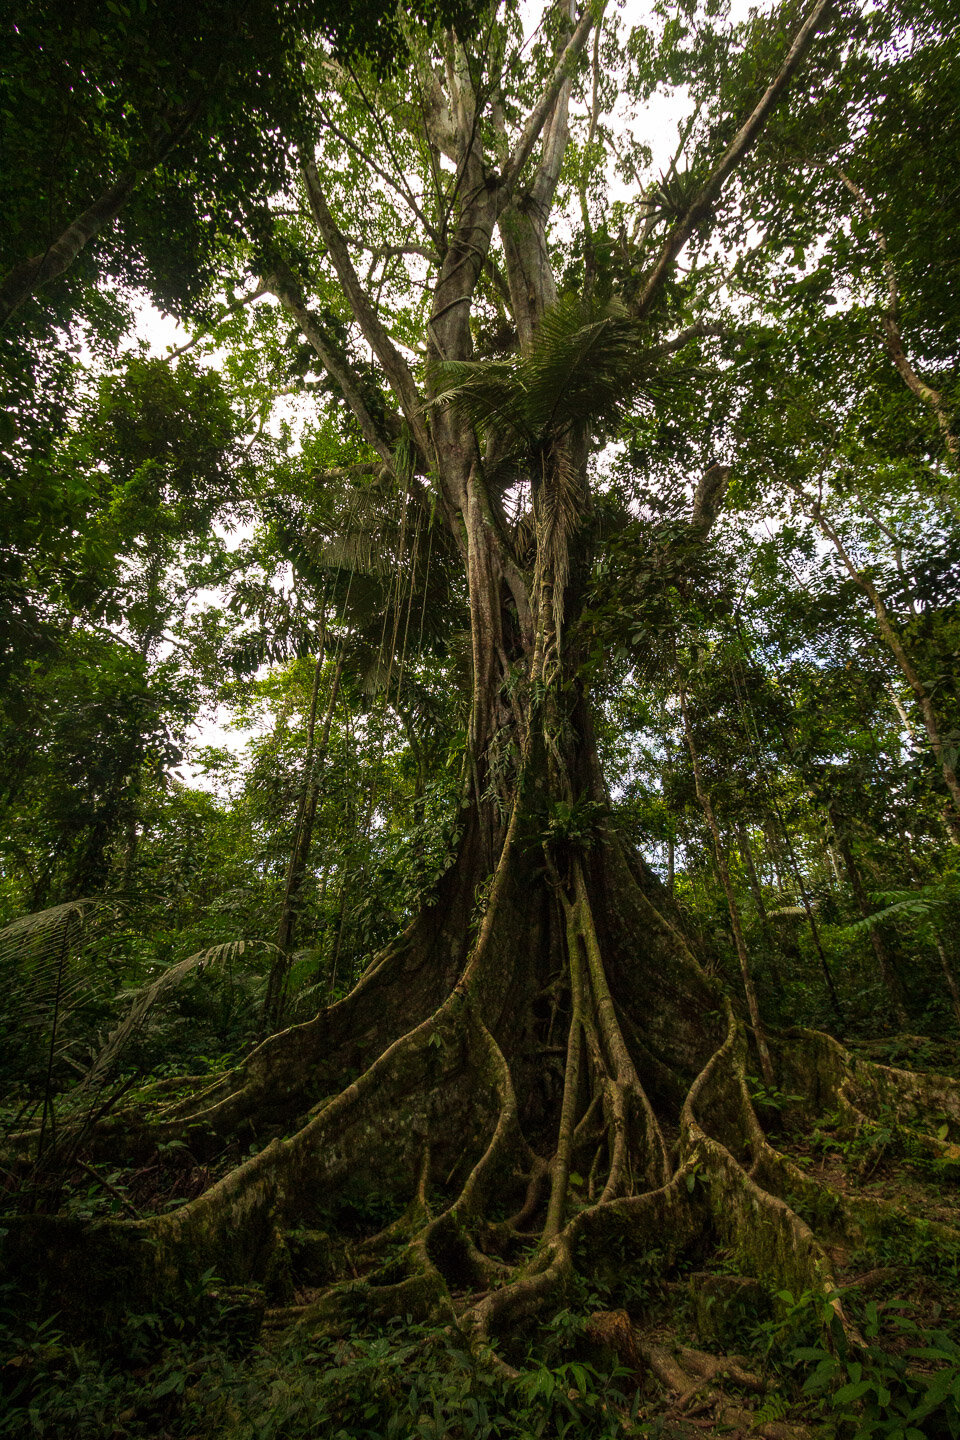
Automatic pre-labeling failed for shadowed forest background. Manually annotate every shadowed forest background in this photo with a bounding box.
[2,0,960,1435]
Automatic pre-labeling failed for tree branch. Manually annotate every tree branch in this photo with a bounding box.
[634,0,834,320]
[0,174,140,330]
[0,97,206,330]
[791,480,960,837]
[314,104,439,242]
[639,320,735,363]
[835,168,958,467]
[264,269,397,465]
[162,285,267,364]
[300,160,431,457]
[498,2,597,204]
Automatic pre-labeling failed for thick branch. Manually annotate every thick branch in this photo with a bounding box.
[265,270,397,464]
[0,99,205,330]
[634,0,834,319]
[498,3,597,204]
[641,320,735,364]
[0,174,139,329]
[301,160,431,458]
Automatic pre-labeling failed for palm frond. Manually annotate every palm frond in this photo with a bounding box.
[430,296,656,448]
[525,295,637,436]
[427,356,532,444]
[841,874,960,940]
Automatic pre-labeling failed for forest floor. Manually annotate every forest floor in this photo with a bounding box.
[4,1044,960,1440]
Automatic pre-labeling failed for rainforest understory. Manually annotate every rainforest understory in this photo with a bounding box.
[5,783,960,1440]
[3,0,960,1434]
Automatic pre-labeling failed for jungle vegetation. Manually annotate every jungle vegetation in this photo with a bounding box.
[2,0,960,1434]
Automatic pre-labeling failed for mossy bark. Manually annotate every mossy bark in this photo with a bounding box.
[6,767,958,1369]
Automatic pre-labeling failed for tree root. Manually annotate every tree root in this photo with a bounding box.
[584,1309,812,1440]
[4,820,957,1440]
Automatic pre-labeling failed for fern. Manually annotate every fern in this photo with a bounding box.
[79,940,276,1095]
[0,900,113,1082]
[842,872,960,940]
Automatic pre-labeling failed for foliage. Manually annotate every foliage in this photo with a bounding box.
[1,0,959,1436]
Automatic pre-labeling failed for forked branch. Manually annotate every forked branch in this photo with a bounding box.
[301,159,432,457]
[498,3,599,203]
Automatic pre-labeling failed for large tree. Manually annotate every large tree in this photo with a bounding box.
[7,0,960,1413]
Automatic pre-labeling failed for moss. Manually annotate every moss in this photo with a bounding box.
[695,1138,835,1305]
[262,1225,296,1303]
[844,1196,960,1275]
[299,1264,453,1331]
[0,1213,169,1334]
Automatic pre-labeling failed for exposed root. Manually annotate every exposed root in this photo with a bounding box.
[5,820,956,1440]
[585,1309,811,1440]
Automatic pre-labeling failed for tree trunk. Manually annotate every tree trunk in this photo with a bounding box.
[935,934,960,1032]
[734,819,784,993]
[262,652,345,1033]
[766,808,845,1026]
[829,808,909,1028]
[678,685,774,1087]
[804,498,960,841]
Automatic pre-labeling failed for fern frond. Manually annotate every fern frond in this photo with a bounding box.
[79,940,276,1093]
[0,900,112,1063]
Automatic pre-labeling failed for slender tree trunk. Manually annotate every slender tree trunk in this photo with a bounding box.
[262,652,344,1033]
[664,741,676,894]
[119,818,139,892]
[935,935,960,1032]
[828,810,909,1027]
[804,499,960,841]
[734,819,784,993]
[766,809,845,1027]
[833,168,959,468]
[678,685,774,1086]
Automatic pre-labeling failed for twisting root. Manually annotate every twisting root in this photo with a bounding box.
[586,1310,812,1440]
[6,805,958,1440]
